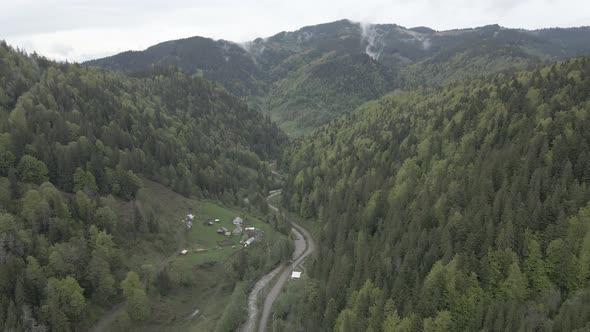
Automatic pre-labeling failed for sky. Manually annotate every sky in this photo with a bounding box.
[2,0,589,62]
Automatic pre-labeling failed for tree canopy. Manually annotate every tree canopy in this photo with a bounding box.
[280,57,590,331]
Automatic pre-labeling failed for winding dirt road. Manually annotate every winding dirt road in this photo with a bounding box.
[89,187,314,332]
[240,190,315,332]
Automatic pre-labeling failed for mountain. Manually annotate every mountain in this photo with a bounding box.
[86,36,266,97]
[2,42,286,200]
[86,20,590,135]
[277,57,590,331]
[0,42,287,331]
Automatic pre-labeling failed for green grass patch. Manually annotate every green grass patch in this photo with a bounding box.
[175,200,277,266]
[143,264,234,332]
[99,179,287,331]
[268,111,314,138]
[101,179,201,270]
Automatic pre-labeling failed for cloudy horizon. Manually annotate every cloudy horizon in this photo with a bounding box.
[2,0,589,62]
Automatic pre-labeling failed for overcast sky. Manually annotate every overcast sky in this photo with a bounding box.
[2,0,588,62]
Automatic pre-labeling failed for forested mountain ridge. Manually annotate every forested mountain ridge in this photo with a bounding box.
[86,19,590,135]
[278,57,590,331]
[85,36,267,98]
[0,41,287,331]
[2,41,286,200]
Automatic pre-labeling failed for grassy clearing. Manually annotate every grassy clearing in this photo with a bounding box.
[176,201,277,266]
[136,264,234,332]
[102,179,277,267]
[268,112,313,138]
[102,179,287,331]
[102,179,199,271]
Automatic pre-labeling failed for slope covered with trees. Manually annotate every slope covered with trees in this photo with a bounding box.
[86,20,590,135]
[0,42,287,331]
[279,57,590,331]
[2,41,286,200]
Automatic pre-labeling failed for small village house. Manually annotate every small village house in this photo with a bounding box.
[245,227,256,236]
[184,213,194,230]
[244,237,255,247]
[232,217,244,226]
[232,226,243,235]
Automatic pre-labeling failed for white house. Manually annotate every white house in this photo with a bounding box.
[244,237,255,247]
[291,271,302,279]
[180,249,188,255]
[232,217,244,225]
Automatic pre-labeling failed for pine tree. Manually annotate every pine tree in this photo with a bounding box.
[522,231,551,294]
[323,298,338,331]
[500,262,527,301]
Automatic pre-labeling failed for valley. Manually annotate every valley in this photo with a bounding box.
[2,14,590,332]
[86,20,590,136]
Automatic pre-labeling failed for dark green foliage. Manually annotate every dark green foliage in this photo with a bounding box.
[0,42,287,331]
[267,52,397,131]
[0,40,42,111]
[17,155,48,184]
[86,20,590,135]
[86,37,266,98]
[155,267,172,296]
[42,277,85,331]
[214,282,247,332]
[107,167,143,201]
[93,207,117,234]
[0,151,15,176]
[120,271,149,321]
[1,42,286,200]
[281,58,590,330]
[73,167,97,194]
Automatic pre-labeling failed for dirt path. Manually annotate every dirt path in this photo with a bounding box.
[241,264,285,332]
[257,221,314,332]
[240,190,316,332]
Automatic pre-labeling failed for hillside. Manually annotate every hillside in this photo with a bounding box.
[2,42,286,200]
[0,42,289,331]
[278,57,590,331]
[86,20,590,135]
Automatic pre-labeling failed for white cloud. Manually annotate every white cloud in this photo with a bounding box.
[1,0,588,62]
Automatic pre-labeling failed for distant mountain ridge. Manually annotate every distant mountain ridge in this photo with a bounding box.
[85,19,590,135]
